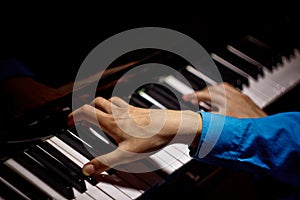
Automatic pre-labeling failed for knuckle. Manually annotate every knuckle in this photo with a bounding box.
[81,104,92,113]
[94,96,104,103]
[109,96,118,102]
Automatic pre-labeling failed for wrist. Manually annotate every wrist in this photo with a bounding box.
[171,110,202,147]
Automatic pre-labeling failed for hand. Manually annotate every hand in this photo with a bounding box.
[68,97,202,176]
[182,82,267,118]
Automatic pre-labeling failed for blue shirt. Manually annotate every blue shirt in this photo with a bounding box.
[0,59,34,83]
[193,111,300,188]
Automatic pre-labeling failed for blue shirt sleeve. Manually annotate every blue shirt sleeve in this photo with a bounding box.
[192,111,300,188]
[0,59,34,83]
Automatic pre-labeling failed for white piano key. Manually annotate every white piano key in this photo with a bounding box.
[172,143,193,159]
[83,127,157,193]
[163,147,186,164]
[73,188,94,200]
[113,170,149,192]
[227,44,266,71]
[46,139,115,199]
[89,126,111,145]
[120,161,165,186]
[85,181,113,200]
[226,44,290,108]
[95,179,132,200]
[49,136,136,200]
[49,136,90,166]
[211,53,249,79]
[162,70,213,111]
[211,50,288,105]
[187,52,273,109]
[163,144,192,164]
[138,90,167,109]
[186,65,217,86]
[241,49,300,108]
[149,152,176,174]
[46,139,84,168]
[241,85,267,108]
[107,173,142,199]
[163,75,194,95]
[248,74,284,98]
[67,129,93,148]
[48,135,161,199]
[266,49,300,89]
[4,159,67,200]
[155,150,183,170]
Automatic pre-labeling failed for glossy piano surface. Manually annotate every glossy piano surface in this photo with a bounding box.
[1,12,300,200]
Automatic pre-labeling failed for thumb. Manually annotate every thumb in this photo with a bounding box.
[82,148,144,176]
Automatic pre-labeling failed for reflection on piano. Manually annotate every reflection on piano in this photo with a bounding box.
[1,13,300,199]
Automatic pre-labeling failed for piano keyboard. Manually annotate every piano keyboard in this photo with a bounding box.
[1,22,300,199]
[1,126,195,200]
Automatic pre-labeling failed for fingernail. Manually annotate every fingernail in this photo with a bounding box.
[83,164,95,176]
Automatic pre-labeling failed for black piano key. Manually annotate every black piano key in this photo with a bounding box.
[57,131,95,160]
[229,39,274,70]
[150,85,189,109]
[0,164,51,200]
[61,124,167,185]
[38,141,99,186]
[249,18,297,58]
[178,68,208,91]
[149,84,195,111]
[161,76,209,111]
[73,125,168,189]
[129,92,159,109]
[73,125,117,156]
[59,128,160,199]
[214,61,247,90]
[244,35,282,65]
[213,48,264,79]
[0,180,28,200]
[26,145,87,193]
[13,152,74,199]
[144,86,180,110]
[57,128,119,180]
[140,84,199,111]
[108,168,151,191]
[129,94,153,108]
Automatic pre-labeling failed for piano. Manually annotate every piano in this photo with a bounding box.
[1,13,300,199]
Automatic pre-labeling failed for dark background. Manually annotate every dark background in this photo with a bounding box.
[1,4,299,116]
[1,4,298,88]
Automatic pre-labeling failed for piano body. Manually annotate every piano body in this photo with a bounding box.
[1,12,300,199]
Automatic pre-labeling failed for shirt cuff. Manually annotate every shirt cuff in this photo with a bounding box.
[191,111,243,162]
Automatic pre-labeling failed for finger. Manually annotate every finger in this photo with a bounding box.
[67,104,106,128]
[68,112,76,128]
[82,148,144,176]
[67,103,125,147]
[109,96,129,108]
[182,93,199,104]
[182,89,212,105]
[91,97,113,114]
